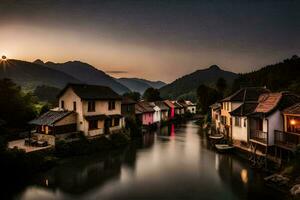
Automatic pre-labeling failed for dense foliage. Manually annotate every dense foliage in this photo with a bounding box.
[232,55,300,94]
[33,85,60,105]
[197,84,222,113]
[143,87,162,101]
[123,91,141,101]
[0,79,37,129]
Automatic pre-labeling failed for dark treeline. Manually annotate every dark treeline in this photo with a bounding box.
[232,55,300,94]
[0,79,37,129]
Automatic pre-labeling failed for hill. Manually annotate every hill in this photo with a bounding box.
[0,59,80,91]
[117,78,166,94]
[43,60,130,94]
[159,65,238,100]
[232,55,300,94]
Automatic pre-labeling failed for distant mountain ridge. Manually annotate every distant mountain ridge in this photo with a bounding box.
[159,65,238,100]
[0,59,80,91]
[42,60,130,94]
[117,77,166,94]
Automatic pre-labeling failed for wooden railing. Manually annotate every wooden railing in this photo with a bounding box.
[274,130,300,151]
[250,130,268,144]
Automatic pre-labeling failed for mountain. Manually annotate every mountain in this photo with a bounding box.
[232,55,300,94]
[0,59,80,91]
[117,78,166,94]
[159,65,238,100]
[44,61,130,94]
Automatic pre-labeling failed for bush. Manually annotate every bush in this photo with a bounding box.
[110,131,131,147]
[126,117,143,138]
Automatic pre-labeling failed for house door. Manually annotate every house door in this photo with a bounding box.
[104,119,110,134]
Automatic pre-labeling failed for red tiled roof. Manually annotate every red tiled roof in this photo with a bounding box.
[135,101,155,113]
[254,92,282,113]
[252,92,300,115]
[283,103,300,115]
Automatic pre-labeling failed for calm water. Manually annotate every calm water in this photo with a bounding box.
[14,121,286,200]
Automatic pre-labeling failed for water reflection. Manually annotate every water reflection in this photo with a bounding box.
[15,121,285,200]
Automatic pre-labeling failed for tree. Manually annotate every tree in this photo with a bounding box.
[0,79,37,129]
[123,92,141,102]
[34,85,60,106]
[197,84,222,113]
[216,77,227,95]
[143,87,162,101]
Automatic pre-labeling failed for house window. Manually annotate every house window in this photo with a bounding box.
[235,117,241,127]
[108,101,116,110]
[73,101,77,111]
[88,120,98,130]
[61,100,65,109]
[244,118,247,127]
[88,101,95,112]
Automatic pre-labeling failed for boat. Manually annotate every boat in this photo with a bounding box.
[215,144,235,153]
[208,134,224,140]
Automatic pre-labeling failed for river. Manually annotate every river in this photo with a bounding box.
[13,121,285,200]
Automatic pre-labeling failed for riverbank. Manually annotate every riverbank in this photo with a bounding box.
[203,120,300,198]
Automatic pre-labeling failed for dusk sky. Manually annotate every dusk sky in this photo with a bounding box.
[0,0,299,82]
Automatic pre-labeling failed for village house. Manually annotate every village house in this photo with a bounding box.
[274,102,300,158]
[218,87,269,140]
[247,92,300,158]
[154,101,169,121]
[149,102,161,123]
[121,97,136,119]
[185,101,197,114]
[172,101,184,115]
[135,101,155,126]
[210,103,221,132]
[30,84,125,143]
[164,100,175,120]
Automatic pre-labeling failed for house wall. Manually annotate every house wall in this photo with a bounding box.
[267,110,283,145]
[143,112,154,125]
[153,107,161,123]
[55,113,77,126]
[187,106,196,114]
[220,102,242,138]
[232,116,248,142]
[82,100,122,116]
[59,88,83,132]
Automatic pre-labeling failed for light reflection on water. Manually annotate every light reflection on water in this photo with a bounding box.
[15,121,285,200]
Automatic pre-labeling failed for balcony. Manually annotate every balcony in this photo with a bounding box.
[275,130,300,151]
[250,130,268,145]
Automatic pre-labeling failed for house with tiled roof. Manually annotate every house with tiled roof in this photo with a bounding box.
[164,100,175,119]
[135,101,155,126]
[154,101,169,121]
[274,102,300,154]
[185,101,197,114]
[218,87,270,139]
[30,84,125,143]
[247,92,300,153]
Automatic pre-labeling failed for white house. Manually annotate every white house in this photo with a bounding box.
[150,102,161,123]
[219,87,269,140]
[30,84,125,141]
[185,101,197,114]
[248,92,300,147]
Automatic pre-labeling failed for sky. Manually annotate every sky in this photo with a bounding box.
[0,0,299,83]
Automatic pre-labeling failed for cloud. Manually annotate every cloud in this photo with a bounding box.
[105,70,128,74]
